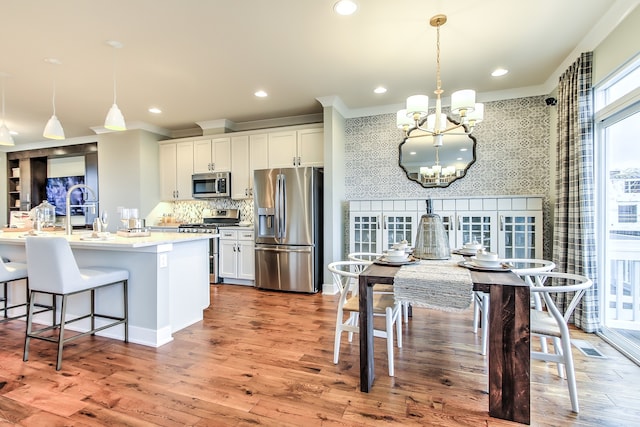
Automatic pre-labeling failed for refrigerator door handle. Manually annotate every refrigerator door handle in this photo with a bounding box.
[255,246,311,253]
[279,173,287,240]
[275,174,282,240]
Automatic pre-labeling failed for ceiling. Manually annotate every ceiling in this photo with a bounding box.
[0,0,636,149]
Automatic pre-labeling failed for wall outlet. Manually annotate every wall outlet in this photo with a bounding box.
[159,253,168,268]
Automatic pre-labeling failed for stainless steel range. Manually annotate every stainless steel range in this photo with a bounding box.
[178,209,240,284]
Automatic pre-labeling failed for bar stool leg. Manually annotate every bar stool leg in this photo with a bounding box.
[91,289,96,334]
[123,280,129,343]
[3,282,8,319]
[23,291,36,362]
[56,295,68,371]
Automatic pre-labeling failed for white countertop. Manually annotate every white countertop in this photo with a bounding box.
[0,230,218,249]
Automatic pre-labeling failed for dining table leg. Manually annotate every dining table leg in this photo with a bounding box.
[359,273,375,392]
[488,283,531,424]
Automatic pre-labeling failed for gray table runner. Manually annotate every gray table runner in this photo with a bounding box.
[394,254,473,312]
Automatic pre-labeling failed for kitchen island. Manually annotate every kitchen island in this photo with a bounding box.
[0,230,217,347]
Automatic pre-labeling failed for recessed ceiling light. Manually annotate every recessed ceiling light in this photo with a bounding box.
[9,130,18,136]
[457,157,463,161]
[410,151,417,155]
[254,90,268,98]
[148,107,162,114]
[491,68,509,77]
[374,86,387,94]
[460,148,468,152]
[334,0,357,16]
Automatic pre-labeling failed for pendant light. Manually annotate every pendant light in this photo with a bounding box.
[104,40,126,131]
[0,73,15,146]
[397,15,484,144]
[43,58,65,140]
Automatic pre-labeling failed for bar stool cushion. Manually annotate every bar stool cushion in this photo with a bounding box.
[25,236,128,294]
[2,261,28,281]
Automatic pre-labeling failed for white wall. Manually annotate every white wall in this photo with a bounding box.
[48,156,85,177]
[593,5,640,85]
[97,129,162,232]
[322,106,346,286]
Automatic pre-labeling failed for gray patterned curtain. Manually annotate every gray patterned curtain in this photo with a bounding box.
[553,51,598,332]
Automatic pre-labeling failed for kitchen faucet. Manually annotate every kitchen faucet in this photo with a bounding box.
[65,184,98,235]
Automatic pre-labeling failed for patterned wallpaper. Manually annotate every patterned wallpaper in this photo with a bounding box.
[345,96,550,199]
[344,95,553,257]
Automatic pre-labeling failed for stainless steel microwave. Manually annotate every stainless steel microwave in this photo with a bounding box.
[192,172,230,198]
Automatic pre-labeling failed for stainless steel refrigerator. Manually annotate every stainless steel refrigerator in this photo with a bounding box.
[254,167,323,293]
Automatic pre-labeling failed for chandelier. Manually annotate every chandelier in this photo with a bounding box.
[397,14,484,147]
[418,147,458,185]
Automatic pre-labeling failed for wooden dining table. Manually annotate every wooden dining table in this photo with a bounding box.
[358,262,531,425]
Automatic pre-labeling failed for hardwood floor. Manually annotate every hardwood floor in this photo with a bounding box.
[1,284,640,426]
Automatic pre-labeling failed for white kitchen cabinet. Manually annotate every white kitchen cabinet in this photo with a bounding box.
[498,210,543,259]
[193,137,231,173]
[219,228,255,285]
[348,197,544,259]
[249,133,269,182]
[432,197,543,258]
[230,135,249,200]
[296,128,324,167]
[230,133,268,200]
[349,200,419,254]
[267,128,323,168]
[159,141,193,200]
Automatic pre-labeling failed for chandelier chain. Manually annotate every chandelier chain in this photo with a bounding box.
[435,21,442,95]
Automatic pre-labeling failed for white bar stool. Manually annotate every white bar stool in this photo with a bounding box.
[23,237,129,371]
[0,256,55,324]
[0,257,29,323]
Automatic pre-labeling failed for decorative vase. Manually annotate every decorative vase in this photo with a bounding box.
[413,199,451,260]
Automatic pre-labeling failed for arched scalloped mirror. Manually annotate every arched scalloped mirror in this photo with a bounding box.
[399,117,476,188]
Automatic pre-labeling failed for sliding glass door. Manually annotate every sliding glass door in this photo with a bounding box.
[596,56,640,364]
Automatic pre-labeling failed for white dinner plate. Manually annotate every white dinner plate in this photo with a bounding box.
[470,256,501,267]
[458,261,511,272]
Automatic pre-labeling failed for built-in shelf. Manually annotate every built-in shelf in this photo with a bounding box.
[5,142,99,225]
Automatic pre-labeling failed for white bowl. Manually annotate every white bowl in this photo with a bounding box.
[476,251,499,261]
[386,249,406,257]
[386,254,409,262]
[464,242,483,250]
[471,256,501,267]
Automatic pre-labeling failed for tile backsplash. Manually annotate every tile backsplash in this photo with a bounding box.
[170,199,253,224]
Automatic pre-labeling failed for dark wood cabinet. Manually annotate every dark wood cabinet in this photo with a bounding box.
[5,143,98,224]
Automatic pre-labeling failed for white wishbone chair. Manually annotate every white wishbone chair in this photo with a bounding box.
[329,260,402,376]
